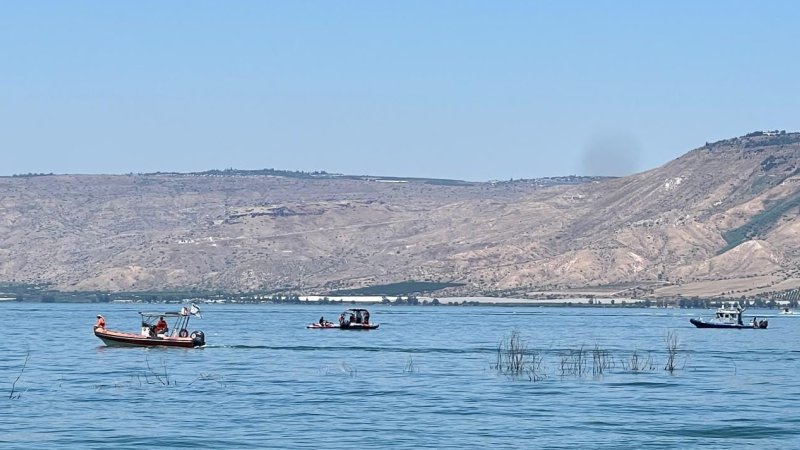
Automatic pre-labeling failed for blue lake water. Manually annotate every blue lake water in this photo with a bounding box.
[1,303,799,449]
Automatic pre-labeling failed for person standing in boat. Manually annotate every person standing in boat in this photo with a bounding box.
[363,310,370,325]
[95,314,106,330]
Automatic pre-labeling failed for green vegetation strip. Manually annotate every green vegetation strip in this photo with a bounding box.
[330,281,464,296]
[720,191,800,254]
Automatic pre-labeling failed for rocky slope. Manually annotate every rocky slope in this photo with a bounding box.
[1,132,799,298]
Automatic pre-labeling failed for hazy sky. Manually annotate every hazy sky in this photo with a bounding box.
[2,1,798,181]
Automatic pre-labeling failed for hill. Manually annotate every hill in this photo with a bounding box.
[2,132,800,300]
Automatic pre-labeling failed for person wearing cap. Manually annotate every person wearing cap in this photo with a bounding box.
[95,314,106,330]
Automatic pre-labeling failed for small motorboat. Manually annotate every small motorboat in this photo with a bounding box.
[780,307,795,315]
[337,308,379,330]
[94,304,206,347]
[690,303,767,329]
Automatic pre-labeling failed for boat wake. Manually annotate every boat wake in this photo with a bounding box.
[206,344,495,354]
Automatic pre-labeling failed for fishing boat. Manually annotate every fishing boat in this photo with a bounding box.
[690,303,767,329]
[94,304,206,347]
[337,308,379,330]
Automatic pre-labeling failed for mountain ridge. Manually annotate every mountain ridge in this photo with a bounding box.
[2,131,799,300]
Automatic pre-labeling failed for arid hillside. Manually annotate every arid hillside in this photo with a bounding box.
[2,132,799,299]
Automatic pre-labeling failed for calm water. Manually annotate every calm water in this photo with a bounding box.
[1,303,799,449]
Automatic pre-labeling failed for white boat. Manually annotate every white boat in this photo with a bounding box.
[94,304,206,347]
[690,303,767,329]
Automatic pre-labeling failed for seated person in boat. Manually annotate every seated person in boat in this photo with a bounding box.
[319,316,327,326]
[154,316,169,335]
[95,314,106,330]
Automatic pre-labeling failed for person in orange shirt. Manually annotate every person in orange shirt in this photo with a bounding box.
[154,316,168,335]
[95,314,106,330]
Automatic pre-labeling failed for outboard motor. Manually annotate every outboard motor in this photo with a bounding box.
[190,330,205,347]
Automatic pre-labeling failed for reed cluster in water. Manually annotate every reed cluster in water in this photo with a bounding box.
[492,330,547,381]
[493,330,683,381]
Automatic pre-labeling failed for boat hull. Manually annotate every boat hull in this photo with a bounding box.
[95,329,204,348]
[339,323,379,330]
[307,322,379,330]
[307,323,340,329]
[690,319,767,329]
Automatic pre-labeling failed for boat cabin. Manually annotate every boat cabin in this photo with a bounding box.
[715,309,741,322]
[714,303,744,324]
[339,308,371,326]
[140,304,202,338]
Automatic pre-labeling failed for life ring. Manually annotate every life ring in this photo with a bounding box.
[178,329,189,338]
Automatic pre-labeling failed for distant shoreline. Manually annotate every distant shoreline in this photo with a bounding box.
[1,289,792,309]
[0,294,767,310]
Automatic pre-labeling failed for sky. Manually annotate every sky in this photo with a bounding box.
[1,1,798,181]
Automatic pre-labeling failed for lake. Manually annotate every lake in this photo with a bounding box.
[1,303,798,449]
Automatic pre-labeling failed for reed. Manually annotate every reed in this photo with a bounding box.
[507,330,527,374]
[403,356,417,374]
[494,330,545,380]
[494,330,527,374]
[321,361,358,378]
[8,351,30,400]
[559,346,587,377]
[664,331,679,373]
[340,361,358,378]
[591,344,613,375]
[620,349,655,372]
[528,351,547,382]
[188,372,226,387]
[144,355,174,386]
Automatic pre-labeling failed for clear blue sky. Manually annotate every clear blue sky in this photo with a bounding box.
[1,1,797,180]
